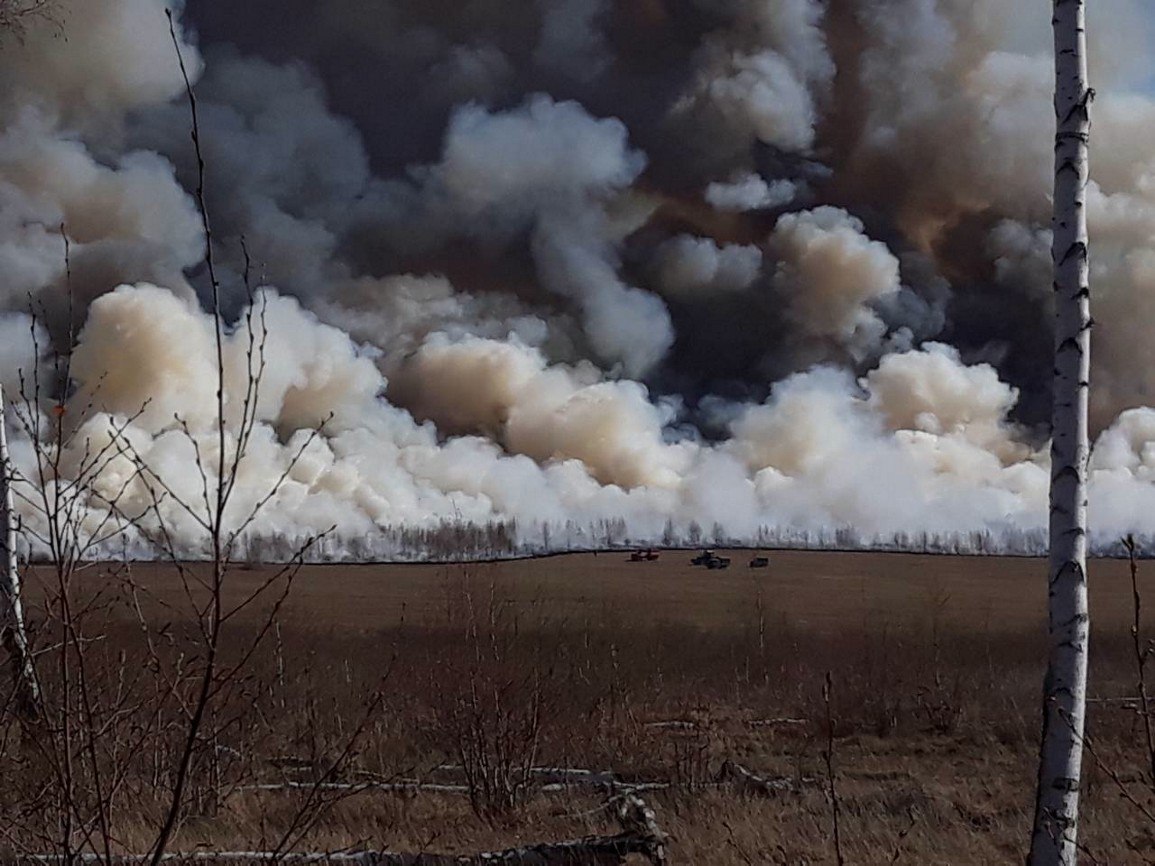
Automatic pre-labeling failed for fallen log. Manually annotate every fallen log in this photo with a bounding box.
[237,781,471,794]
[1086,696,1144,709]
[243,759,813,798]
[236,785,669,799]
[26,795,668,866]
[647,717,810,732]
[719,760,813,796]
[431,766,618,786]
[644,720,697,731]
[747,718,808,729]
[29,841,653,865]
[522,767,618,786]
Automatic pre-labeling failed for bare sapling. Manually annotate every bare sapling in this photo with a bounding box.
[434,577,547,823]
[0,0,56,37]
[823,671,845,866]
[0,382,38,716]
[1124,536,1155,790]
[136,14,333,862]
[0,12,351,858]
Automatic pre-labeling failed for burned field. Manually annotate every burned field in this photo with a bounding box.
[6,550,1154,863]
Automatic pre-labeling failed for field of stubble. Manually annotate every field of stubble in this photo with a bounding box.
[12,551,1155,864]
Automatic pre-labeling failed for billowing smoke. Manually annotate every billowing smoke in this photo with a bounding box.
[769,206,902,360]
[652,235,762,297]
[705,173,797,212]
[3,0,1155,554]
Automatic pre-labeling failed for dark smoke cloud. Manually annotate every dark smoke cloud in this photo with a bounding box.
[3,0,1155,548]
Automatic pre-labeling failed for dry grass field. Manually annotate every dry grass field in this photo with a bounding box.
[10,550,1155,864]
[120,549,1146,635]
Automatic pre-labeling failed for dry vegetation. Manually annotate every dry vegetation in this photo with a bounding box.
[0,0,56,39]
[3,550,1154,864]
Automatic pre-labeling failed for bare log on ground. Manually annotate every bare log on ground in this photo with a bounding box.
[27,795,668,866]
[719,760,807,796]
[747,718,808,729]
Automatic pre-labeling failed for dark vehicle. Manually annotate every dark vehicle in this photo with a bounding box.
[749,556,770,568]
[629,549,660,562]
[690,549,716,566]
[693,549,731,569]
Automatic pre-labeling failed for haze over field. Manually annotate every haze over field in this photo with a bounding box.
[3,0,1155,551]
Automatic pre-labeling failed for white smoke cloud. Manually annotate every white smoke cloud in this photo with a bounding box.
[11,278,1152,551]
[865,344,1029,461]
[55,283,1052,543]
[391,334,693,489]
[319,273,556,365]
[0,109,203,311]
[729,349,1048,534]
[70,284,216,431]
[770,207,901,357]
[672,0,834,157]
[0,0,200,131]
[434,96,643,222]
[653,235,762,297]
[419,95,673,375]
[4,0,1155,555]
[705,172,796,212]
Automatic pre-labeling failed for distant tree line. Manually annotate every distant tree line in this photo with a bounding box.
[40,517,1155,565]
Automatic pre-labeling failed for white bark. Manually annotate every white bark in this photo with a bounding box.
[1030,1,1092,863]
[0,383,38,711]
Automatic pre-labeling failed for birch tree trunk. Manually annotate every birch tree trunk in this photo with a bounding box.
[1029,1,1092,862]
[0,383,39,714]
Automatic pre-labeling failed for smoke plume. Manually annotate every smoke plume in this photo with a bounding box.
[3,0,1155,552]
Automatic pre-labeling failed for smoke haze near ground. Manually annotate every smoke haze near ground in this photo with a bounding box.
[4,0,1155,552]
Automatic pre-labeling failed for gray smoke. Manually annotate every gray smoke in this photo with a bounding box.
[3,0,1155,550]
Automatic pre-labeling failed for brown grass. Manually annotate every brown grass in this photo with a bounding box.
[9,550,1155,864]
[87,550,1147,635]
